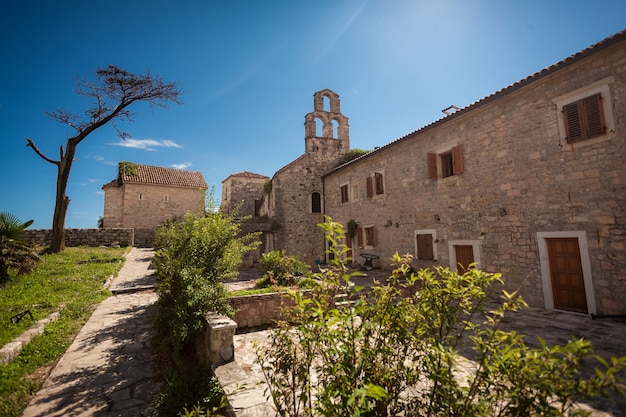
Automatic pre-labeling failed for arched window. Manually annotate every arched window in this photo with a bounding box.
[332,119,339,139]
[311,192,321,213]
[323,95,331,112]
[315,117,323,137]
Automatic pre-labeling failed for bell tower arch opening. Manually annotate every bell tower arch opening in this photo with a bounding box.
[304,89,350,159]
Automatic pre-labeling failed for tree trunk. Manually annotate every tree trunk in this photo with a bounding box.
[50,144,76,253]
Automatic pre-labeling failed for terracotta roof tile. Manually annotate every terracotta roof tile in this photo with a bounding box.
[222,171,269,182]
[120,164,207,188]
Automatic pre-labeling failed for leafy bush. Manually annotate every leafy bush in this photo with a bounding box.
[0,212,40,284]
[153,212,259,357]
[258,250,312,287]
[258,217,626,417]
[335,148,370,167]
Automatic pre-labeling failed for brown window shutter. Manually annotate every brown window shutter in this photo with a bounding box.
[366,176,373,197]
[563,101,582,142]
[427,153,437,179]
[416,234,434,260]
[582,93,605,138]
[452,145,464,174]
[375,172,384,194]
[357,227,363,247]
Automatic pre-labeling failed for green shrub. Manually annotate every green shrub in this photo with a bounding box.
[153,212,259,357]
[258,216,626,417]
[258,250,312,288]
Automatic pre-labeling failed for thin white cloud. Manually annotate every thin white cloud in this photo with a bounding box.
[110,138,183,151]
[171,162,193,170]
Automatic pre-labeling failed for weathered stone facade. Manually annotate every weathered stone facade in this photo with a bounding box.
[323,31,626,315]
[226,31,626,316]
[102,163,207,234]
[263,89,350,265]
[221,171,269,216]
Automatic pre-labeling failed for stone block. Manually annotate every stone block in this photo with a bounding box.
[195,313,238,369]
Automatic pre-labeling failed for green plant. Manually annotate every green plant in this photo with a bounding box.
[258,250,312,288]
[263,179,273,195]
[0,246,126,417]
[346,219,359,240]
[258,216,626,417]
[153,366,228,417]
[335,148,370,167]
[0,212,41,284]
[153,212,260,357]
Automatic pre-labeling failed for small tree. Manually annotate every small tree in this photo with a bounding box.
[0,212,40,284]
[26,65,182,253]
[153,212,260,357]
[259,217,626,417]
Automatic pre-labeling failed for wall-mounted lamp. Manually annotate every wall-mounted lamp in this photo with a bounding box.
[499,207,507,216]
[385,219,393,227]
[434,214,441,221]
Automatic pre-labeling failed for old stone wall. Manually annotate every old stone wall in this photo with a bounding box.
[23,228,134,247]
[324,38,626,315]
[221,174,268,217]
[227,292,295,329]
[104,182,205,229]
[271,155,328,265]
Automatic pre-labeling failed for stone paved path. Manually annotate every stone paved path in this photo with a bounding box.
[22,248,158,417]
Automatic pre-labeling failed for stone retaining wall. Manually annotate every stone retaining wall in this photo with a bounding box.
[227,292,295,329]
[23,228,134,247]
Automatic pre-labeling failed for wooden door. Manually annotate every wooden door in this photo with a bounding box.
[454,245,474,272]
[546,238,587,313]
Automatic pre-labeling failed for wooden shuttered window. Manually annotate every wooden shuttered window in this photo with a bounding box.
[416,234,434,260]
[452,145,464,175]
[427,153,438,179]
[427,145,463,179]
[340,184,349,203]
[563,93,605,143]
[364,226,375,246]
[357,227,363,247]
[374,172,384,195]
[366,176,373,197]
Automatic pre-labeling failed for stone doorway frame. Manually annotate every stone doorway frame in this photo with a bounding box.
[536,231,596,315]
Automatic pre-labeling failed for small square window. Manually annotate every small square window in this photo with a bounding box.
[562,93,605,143]
[440,153,454,178]
[427,145,464,179]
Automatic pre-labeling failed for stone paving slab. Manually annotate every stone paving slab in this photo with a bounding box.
[22,248,158,417]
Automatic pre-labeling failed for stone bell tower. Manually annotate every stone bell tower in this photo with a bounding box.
[304,89,350,161]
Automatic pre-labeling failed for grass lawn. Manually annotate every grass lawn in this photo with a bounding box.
[0,246,128,417]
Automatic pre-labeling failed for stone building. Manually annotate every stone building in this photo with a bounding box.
[226,89,351,265]
[221,171,269,217]
[323,30,626,316]
[102,162,206,244]
[227,30,626,316]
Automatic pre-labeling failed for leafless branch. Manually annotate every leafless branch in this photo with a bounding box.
[25,138,60,166]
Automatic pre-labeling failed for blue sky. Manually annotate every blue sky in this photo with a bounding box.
[1,1,624,229]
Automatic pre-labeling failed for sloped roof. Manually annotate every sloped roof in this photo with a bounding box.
[325,29,626,175]
[222,171,269,183]
[115,163,207,188]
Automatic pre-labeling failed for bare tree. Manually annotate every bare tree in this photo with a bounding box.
[26,65,182,253]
